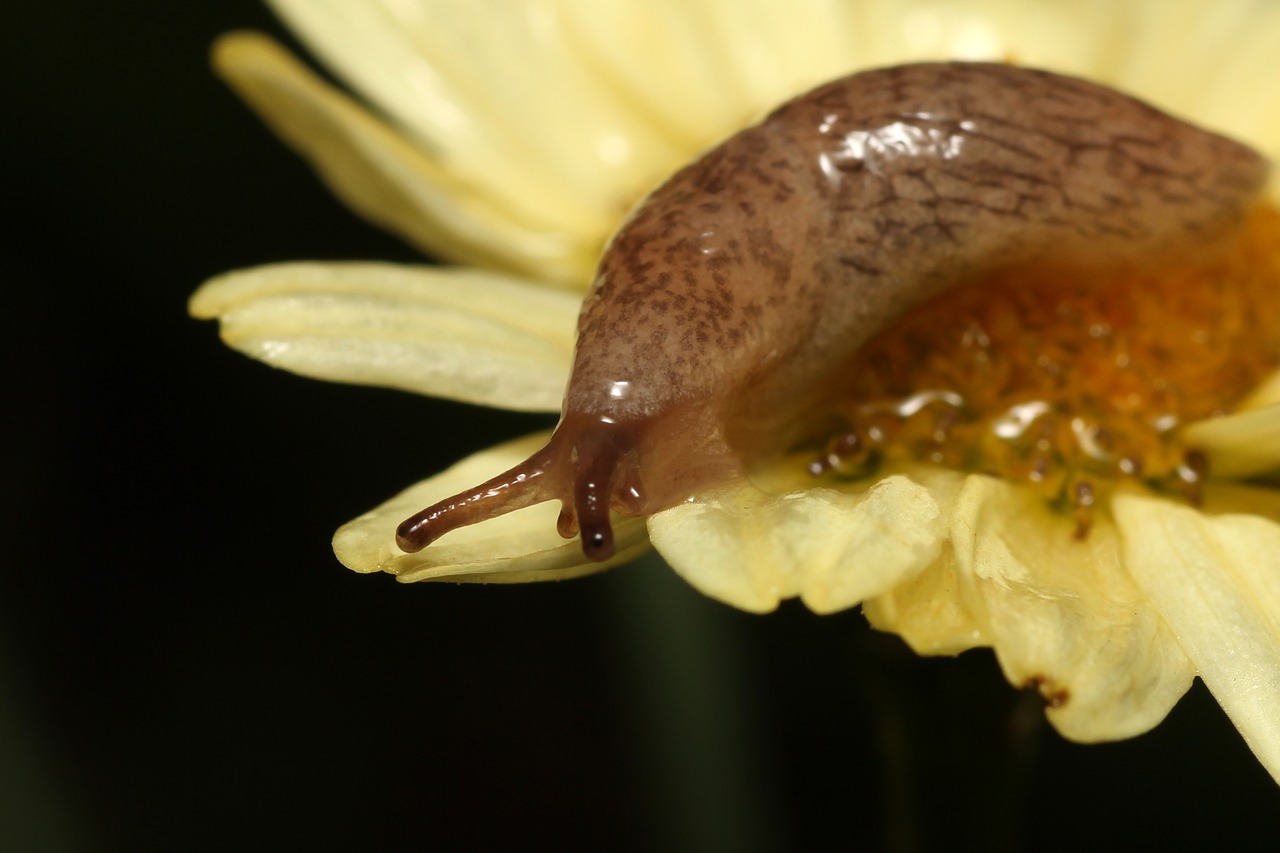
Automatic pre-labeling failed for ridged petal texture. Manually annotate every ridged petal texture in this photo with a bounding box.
[211,0,1280,291]
[1114,493,1280,781]
[191,262,576,411]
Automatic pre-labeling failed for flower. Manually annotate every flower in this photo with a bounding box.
[191,0,1280,781]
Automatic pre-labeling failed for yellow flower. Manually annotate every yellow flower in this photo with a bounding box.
[191,0,1280,782]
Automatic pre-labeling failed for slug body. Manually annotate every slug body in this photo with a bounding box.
[398,62,1268,561]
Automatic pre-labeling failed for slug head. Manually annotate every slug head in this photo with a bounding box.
[395,405,739,561]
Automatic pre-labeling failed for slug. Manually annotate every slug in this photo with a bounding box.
[396,61,1268,562]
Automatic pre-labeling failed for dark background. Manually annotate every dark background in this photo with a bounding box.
[3,2,1278,850]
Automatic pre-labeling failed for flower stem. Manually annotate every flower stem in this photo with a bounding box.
[849,628,1046,853]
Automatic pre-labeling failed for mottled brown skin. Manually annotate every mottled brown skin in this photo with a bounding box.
[398,62,1268,561]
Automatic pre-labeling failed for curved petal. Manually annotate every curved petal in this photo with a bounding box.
[559,0,1131,150]
[854,0,1118,69]
[647,473,948,614]
[266,0,692,239]
[266,0,1280,183]
[1202,480,1280,524]
[213,32,599,286]
[847,0,1280,163]
[225,1,1280,288]
[1113,493,1280,784]
[562,0,886,146]
[950,477,1195,742]
[1106,0,1280,164]
[189,262,577,412]
[862,555,989,656]
[333,432,651,582]
[861,469,986,655]
[1184,404,1280,480]
[1237,368,1280,410]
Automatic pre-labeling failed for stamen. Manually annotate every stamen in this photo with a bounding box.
[1070,479,1096,540]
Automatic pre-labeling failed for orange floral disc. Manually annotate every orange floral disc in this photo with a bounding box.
[818,203,1280,534]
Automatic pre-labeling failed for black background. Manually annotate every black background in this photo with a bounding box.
[4,2,1278,850]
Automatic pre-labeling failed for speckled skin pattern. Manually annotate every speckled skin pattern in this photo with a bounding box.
[399,62,1268,560]
[573,62,1266,425]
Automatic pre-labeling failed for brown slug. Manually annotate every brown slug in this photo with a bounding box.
[395,61,1269,562]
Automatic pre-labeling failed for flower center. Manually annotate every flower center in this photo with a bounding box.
[814,203,1280,534]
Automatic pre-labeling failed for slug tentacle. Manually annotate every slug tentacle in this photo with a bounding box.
[565,424,629,560]
[394,446,557,553]
[396,412,661,561]
[399,62,1269,560]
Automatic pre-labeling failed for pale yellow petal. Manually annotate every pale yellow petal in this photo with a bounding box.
[556,0,775,149]
[551,0,1139,160]
[1202,481,1280,524]
[1114,493,1280,783]
[213,32,598,285]
[224,1,1280,290]
[189,262,577,412]
[1107,0,1280,163]
[854,0,1118,70]
[860,469,986,655]
[951,477,1195,741]
[658,0,872,118]
[556,0,879,150]
[843,0,1280,167]
[267,0,691,241]
[1238,368,1280,411]
[1183,405,1280,480]
[333,431,650,582]
[647,474,947,614]
[862,555,988,656]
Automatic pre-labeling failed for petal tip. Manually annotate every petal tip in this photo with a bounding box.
[210,30,279,76]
